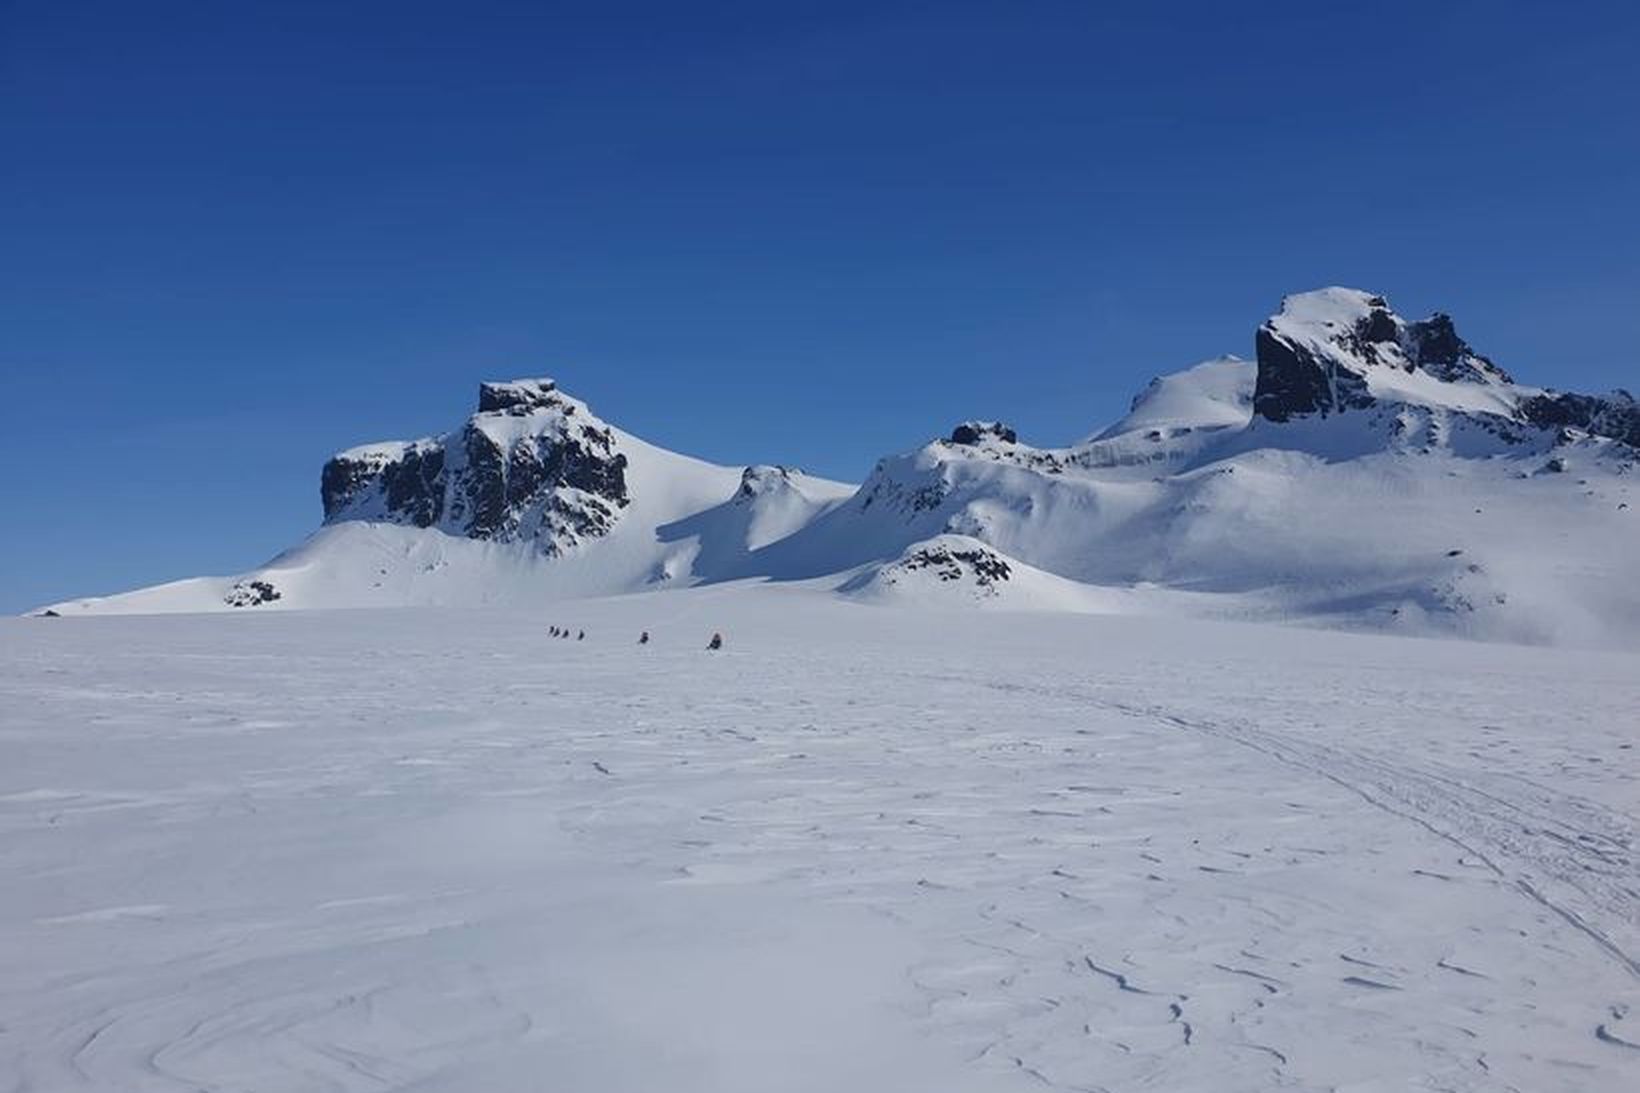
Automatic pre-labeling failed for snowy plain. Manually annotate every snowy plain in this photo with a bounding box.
[3,588,1637,1092]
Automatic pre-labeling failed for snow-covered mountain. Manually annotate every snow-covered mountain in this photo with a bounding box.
[40,288,1640,645]
[753,288,1639,643]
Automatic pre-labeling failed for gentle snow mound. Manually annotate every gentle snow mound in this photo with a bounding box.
[839,536,1122,613]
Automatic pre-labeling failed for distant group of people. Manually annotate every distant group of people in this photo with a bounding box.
[551,625,723,650]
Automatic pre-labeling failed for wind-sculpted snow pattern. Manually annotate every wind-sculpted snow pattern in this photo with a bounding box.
[4,594,1637,1091]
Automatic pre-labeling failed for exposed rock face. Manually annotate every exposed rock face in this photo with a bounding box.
[1252,323,1371,422]
[321,443,445,529]
[1406,313,1505,383]
[949,421,1018,446]
[224,579,281,607]
[1250,289,1637,457]
[895,540,1013,586]
[1519,390,1640,448]
[320,378,631,555]
[1253,289,1512,422]
[845,538,1019,601]
[476,378,563,414]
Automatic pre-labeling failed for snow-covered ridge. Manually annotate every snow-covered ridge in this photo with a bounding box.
[37,289,1640,645]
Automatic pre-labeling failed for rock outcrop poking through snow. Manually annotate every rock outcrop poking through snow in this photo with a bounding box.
[1252,288,1513,423]
[890,537,1014,587]
[1518,389,1640,448]
[320,378,631,555]
[948,421,1018,446]
[839,535,1015,600]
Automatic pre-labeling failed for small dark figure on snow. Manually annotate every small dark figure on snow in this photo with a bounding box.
[638,631,650,644]
[549,625,559,637]
[577,630,585,641]
[706,632,724,651]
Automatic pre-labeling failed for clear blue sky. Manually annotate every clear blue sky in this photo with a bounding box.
[2,0,1636,612]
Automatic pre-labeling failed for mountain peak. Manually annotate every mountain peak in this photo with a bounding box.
[476,377,568,415]
[1253,287,1513,423]
[321,375,630,554]
[947,421,1018,446]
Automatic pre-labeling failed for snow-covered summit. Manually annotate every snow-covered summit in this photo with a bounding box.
[1253,287,1516,423]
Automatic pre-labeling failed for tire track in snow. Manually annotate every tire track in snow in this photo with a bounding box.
[963,673,1640,985]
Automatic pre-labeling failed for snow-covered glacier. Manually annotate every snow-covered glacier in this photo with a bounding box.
[4,593,1637,1091]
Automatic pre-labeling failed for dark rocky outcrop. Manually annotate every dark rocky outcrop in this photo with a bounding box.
[476,379,566,414]
[897,541,1013,586]
[1405,314,1511,384]
[1251,290,1514,422]
[322,444,445,528]
[1519,390,1640,448]
[1252,324,1373,422]
[949,421,1018,446]
[1250,290,1631,458]
[224,579,281,607]
[319,379,631,555]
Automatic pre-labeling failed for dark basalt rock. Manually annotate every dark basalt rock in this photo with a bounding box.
[381,447,446,527]
[1358,303,1399,346]
[1405,314,1512,384]
[940,422,1066,476]
[1253,293,1516,423]
[320,378,632,554]
[454,421,628,542]
[321,456,375,520]
[898,542,1013,586]
[1520,390,1640,448]
[477,379,563,414]
[321,445,445,526]
[1252,325,1374,422]
[949,421,1018,446]
[224,579,281,607]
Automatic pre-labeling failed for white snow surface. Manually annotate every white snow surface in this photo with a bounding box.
[4,594,1638,1092]
[1089,356,1255,441]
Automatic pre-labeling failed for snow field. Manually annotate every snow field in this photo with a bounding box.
[2,592,1637,1091]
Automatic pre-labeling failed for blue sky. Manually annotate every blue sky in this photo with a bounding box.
[2,0,1636,612]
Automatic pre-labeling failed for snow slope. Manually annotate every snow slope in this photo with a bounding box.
[4,597,1637,1091]
[1087,355,1255,442]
